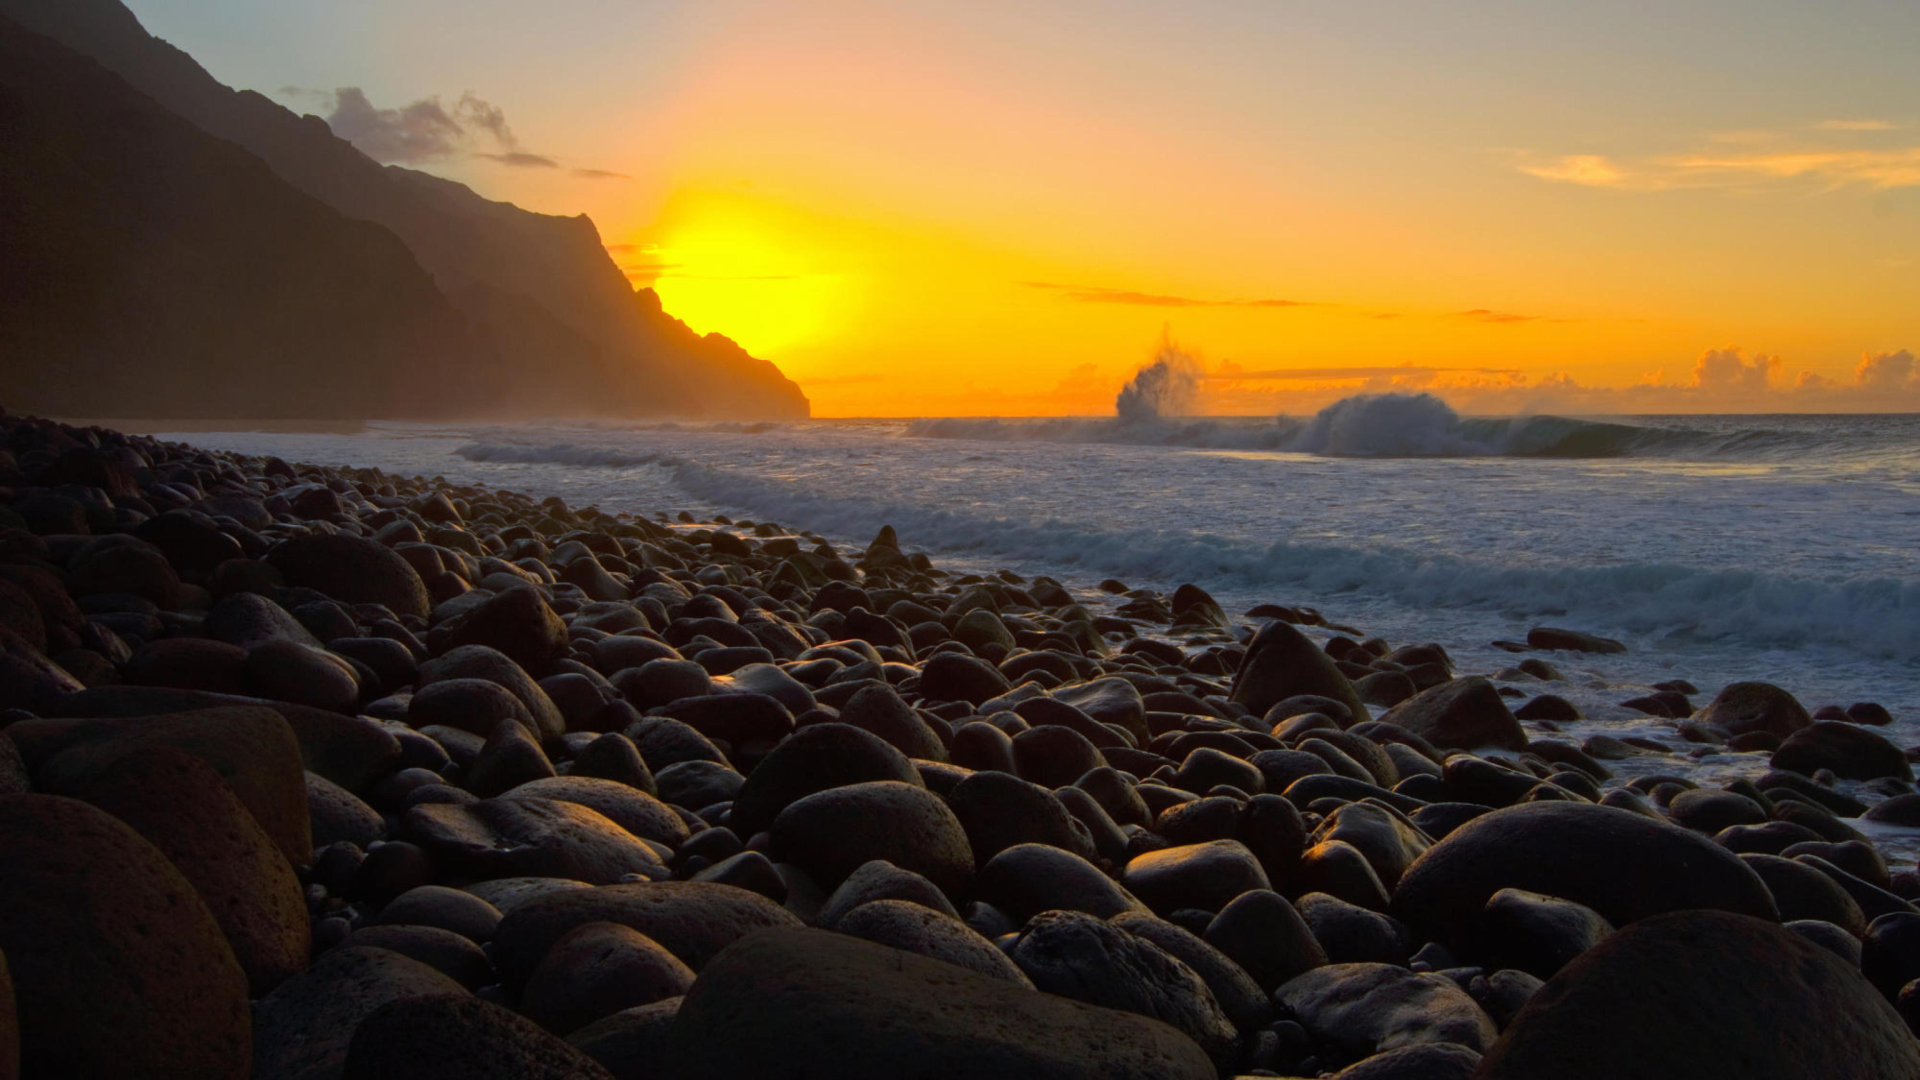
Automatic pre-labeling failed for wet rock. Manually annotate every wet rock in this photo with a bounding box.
[53,747,308,995]
[836,682,947,761]
[1277,962,1498,1065]
[1124,839,1271,917]
[1667,788,1769,833]
[269,532,431,618]
[1300,839,1395,911]
[1311,802,1431,890]
[1525,627,1625,654]
[490,881,805,985]
[508,776,690,848]
[1111,910,1272,1031]
[728,722,919,835]
[402,795,668,884]
[653,760,742,809]
[1737,855,1868,936]
[1300,892,1413,965]
[973,842,1147,923]
[1229,620,1368,726]
[1694,681,1814,739]
[1476,911,1920,1080]
[419,645,566,741]
[1391,802,1778,954]
[341,993,613,1079]
[839,899,1034,986]
[1478,888,1614,979]
[816,859,959,928]
[655,927,1216,1079]
[520,921,696,1035]
[1052,678,1151,744]
[918,651,1013,705]
[1013,724,1108,787]
[1201,888,1327,993]
[947,769,1099,865]
[1379,677,1526,752]
[1772,721,1913,781]
[0,794,251,1079]
[1010,910,1240,1072]
[771,780,973,896]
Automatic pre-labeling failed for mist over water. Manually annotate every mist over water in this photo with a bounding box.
[1114,339,1204,422]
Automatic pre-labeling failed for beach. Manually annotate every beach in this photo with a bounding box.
[3,409,1919,1078]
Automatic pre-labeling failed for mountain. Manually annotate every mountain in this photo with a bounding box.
[0,0,808,419]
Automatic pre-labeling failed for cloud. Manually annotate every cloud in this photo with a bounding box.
[1209,364,1519,381]
[325,87,519,164]
[477,151,559,168]
[572,168,632,180]
[1693,346,1780,391]
[1458,308,1543,324]
[1672,148,1920,190]
[1025,282,1311,308]
[1820,119,1897,132]
[1856,348,1917,389]
[619,261,682,283]
[1515,154,1632,188]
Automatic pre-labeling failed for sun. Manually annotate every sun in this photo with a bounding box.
[641,195,848,357]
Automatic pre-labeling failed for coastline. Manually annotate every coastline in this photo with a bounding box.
[5,411,1919,1076]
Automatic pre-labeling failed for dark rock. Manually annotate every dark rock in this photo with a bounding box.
[1277,962,1498,1066]
[1772,721,1913,781]
[728,722,918,835]
[244,638,360,711]
[0,794,251,1079]
[1392,802,1778,954]
[918,651,1013,705]
[1379,677,1526,751]
[1200,887,1326,994]
[653,760,742,809]
[1010,910,1240,1072]
[52,747,308,995]
[1311,802,1431,890]
[521,921,695,1035]
[268,532,431,618]
[816,859,959,928]
[1052,678,1151,744]
[571,732,657,794]
[1112,910,1272,1031]
[465,719,557,797]
[123,637,249,693]
[1468,968,1544,1029]
[1667,788,1769,833]
[1300,891,1413,965]
[1478,888,1613,979]
[655,927,1216,1079]
[65,536,181,608]
[341,993,613,1079]
[1694,681,1814,738]
[1300,839,1395,911]
[1788,919,1863,967]
[1123,839,1271,916]
[379,884,503,942]
[1525,627,1624,654]
[656,693,794,761]
[839,899,1034,986]
[947,769,1099,865]
[343,925,492,988]
[402,796,668,884]
[490,881,805,985]
[610,657,709,708]
[836,682,946,760]
[973,842,1147,923]
[1513,694,1580,722]
[1229,621,1368,727]
[419,645,566,740]
[509,776,689,847]
[1475,911,1920,1080]
[410,677,538,737]
[771,780,972,896]
[565,998,681,1080]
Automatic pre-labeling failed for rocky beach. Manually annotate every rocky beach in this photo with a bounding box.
[0,409,1914,1079]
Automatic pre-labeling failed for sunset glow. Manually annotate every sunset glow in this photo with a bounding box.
[132,0,1920,416]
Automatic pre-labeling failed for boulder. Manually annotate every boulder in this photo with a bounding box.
[1276,962,1497,1066]
[342,925,492,989]
[1051,679,1151,744]
[341,993,613,1079]
[244,639,361,712]
[401,796,668,884]
[506,776,691,848]
[1204,888,1327,991]
[656,928,1217,1079]
[1378,677,1526,751]
[1694,681,1814,739]
[1110,910,1273,1032]
[409,678,538,738]
[1476,911,1920,1080]
[947,769,1099,865]
[1525,627,1625,654]
[427,584,570,673]
[1478,888,1614,980]
[771,780,973,896]
[816,859,959,929]
[52,747,309,994]
[917,651,1014,705]
[1391,802,1778,955]
[831,682,949,761]
[1122,839,1272,916]
[268,533,431,618]
[1771,722,1913,781]
[1229,621,1368,726]
[419,645,566,741]
[490,881,804,985]
[0,794,250,1079]
[727,723,920,836]
[520,921,696,1035]
[838,899,1034,986]
[973,843,1147,923]
[379,884,504,942]
[204,592,321,650]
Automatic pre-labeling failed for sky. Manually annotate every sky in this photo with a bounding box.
[127,0,1920,416]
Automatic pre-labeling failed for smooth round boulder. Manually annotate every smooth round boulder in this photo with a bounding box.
[122,637,248,693]
[655,927,1216,1079]
[728,723,921,836]
[1478,888,1614,980]
[1122,839,1272,916]
[1391,802,1779,954]
[507,776,691,848]
[245,639,361,712]
[491,881,805,985]
[269,532,431,618]
[520,921,696,1035]
[401,796,667,885]
[1276,962,1498,1066]
[838,899,1034,986]
[1378,677,1526,752]
[378,885,504,942]
[1229,620,1368,725]
[816,859,960,929]
[973,843,1147,923]
[1772,722,1913,782]
[947,769,1099,865]
[1476,911,1920,1080]
[1695,681,1814,738]
[343,925,492,989]
[418,645,566,741]
[426,584,568,673]
[0,794,251,1079]
[1110,910,1273,1032]
[771,780,973,897]
[918,651,1013,705]
[1204,888,1328,991]
[409,678,537,738]
[341,994,613,1079]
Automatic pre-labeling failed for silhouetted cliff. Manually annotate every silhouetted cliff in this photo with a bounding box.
[0,0,808,419]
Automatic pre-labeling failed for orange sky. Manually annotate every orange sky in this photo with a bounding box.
[136,0,1920,415]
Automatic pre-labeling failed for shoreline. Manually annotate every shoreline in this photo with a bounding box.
[5,411,1920,1075]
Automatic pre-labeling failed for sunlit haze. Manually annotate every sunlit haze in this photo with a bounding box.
[130,0,1920,415]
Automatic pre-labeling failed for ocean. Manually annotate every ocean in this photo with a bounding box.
[156,394,1920,828]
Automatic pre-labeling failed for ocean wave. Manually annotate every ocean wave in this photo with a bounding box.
[905,393,1888,461]
[454,443,675,468]
[660,454,1920,661]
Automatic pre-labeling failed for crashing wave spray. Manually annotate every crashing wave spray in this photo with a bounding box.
[1114,335,1204,421]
